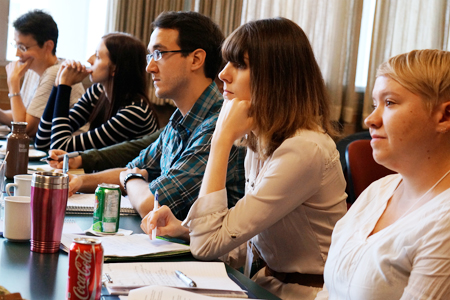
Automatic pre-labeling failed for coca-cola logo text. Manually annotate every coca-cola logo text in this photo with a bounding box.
[72,248,92,300]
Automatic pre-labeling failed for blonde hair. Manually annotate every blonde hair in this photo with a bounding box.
[377,49,450,112]
[222,18,335,160]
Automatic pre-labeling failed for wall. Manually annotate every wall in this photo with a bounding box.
[0,66,10,110]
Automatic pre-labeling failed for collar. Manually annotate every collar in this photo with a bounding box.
[169,81,223,133]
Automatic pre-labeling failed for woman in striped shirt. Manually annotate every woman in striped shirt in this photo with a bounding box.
[35,32,159,151]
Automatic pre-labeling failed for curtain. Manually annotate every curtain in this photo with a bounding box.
[106,0,243,105]
[362,0,450,125]
[194,0,243,37]
[241,0,364,126]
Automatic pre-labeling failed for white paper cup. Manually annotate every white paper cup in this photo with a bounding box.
[4,196,31,241]
[6,174,33,196]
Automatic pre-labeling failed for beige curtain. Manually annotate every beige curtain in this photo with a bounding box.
[362,0,450,125]
[241,0,364,126]
[106,0,243,105]
[194,0,243,37]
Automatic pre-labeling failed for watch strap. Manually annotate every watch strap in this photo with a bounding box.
[8,92,21,98]
[124,173,146,191]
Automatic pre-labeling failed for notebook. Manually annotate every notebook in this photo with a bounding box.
[60,233,190,261]
[103,261,248,298]
[66,193,137,215]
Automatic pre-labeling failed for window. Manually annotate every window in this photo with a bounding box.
[355,0,377,90]
[2,0,108,65]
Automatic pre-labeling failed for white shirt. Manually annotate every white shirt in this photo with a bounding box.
[183,129,347,300]
[316,174,450,300]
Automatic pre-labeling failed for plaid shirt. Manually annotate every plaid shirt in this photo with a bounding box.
[128,82,245,219]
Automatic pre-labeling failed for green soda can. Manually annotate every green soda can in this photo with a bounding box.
[93,183,121,233]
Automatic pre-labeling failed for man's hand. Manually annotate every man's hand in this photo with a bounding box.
[6,59,33,92]
[48,149,82,169]
[119,167,149,190]
[68,173,83,197]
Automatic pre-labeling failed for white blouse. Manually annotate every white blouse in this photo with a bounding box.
[183,130,347,300]
[316,174,450,300]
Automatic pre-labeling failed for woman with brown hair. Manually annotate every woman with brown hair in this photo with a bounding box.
[35,32,158,151]
[141,18,347,300]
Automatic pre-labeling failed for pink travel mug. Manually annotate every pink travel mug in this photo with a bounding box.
[30,172,69,253]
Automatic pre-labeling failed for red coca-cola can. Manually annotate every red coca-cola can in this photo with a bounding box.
[67,237,104,300]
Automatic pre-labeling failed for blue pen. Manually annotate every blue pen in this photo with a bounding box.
[152,190,159,239]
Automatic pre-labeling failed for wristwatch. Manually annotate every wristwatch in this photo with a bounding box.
[8,92,21,98]
[123,173,146,191]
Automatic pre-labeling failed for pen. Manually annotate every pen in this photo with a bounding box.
[152,190,159,240]
[40,151,80,162]
[104,273,113,283]
[63,154,69,174]
[175,270,197,287]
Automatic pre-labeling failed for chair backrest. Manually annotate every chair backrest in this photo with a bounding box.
[345,139,395,205]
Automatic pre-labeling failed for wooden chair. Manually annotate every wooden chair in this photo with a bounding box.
[345,139,395,206]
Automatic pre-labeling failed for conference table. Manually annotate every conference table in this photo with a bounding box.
[0,208,281,300]
[0,143,280,300]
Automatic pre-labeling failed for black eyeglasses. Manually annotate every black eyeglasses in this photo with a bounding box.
[146,49,193,63]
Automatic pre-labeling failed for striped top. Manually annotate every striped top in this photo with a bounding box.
[35,83,159,151]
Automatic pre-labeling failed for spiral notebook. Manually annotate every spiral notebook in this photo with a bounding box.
[66,193,137,215]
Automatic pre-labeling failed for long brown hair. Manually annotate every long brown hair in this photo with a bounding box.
[222,17,334,159]
[88,32,155,129]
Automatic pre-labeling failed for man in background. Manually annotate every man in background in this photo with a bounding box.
[3,9,84,137]
[59,11,245,220]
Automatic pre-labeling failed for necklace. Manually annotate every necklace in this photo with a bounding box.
[399,168,450,219]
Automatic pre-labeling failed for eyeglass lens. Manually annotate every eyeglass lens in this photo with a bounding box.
[11,43,28,52]
[146,50,162,64]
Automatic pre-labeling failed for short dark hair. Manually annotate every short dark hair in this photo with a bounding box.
[13,9,58,55]
[153,11,224,80]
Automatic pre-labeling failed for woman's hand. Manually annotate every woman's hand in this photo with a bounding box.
[6,59,33,92]
[54,64,66,86]
[59,60,91,86]
[47,149,82,169]
[141,205,190,241]
[214,98,254,146]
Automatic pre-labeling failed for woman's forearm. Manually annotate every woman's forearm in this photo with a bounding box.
[198,137,233,198]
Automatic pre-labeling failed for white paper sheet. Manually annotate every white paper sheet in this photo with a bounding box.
[128,285,254,300]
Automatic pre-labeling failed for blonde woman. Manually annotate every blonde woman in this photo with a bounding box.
[316,49,450,299]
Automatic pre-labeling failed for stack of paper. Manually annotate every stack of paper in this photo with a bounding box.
[104,261,248,298]
[128,286,260,300]
[60,233,190,261]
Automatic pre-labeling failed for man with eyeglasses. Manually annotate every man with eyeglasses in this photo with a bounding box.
[3,10,84,137]
[58,11,245,220]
